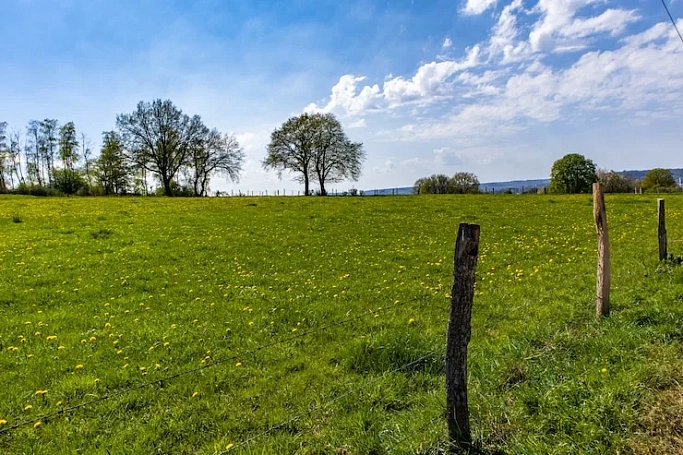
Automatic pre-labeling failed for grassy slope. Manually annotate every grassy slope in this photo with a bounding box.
[0,194,681,454]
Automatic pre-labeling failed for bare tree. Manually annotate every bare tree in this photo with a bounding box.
[39,119,59,185]
[9,130,24,187]
[80,132,93,186]
[116,99,206,196]
[189,129,244,196]
[26,120,42,185]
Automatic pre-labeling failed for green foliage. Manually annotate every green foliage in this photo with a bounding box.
[52,169,85,195]
[264,113,365,195]
[597,170,637,193]
[0,195,682,454]
[549,154,598,194]
[642,168,677,192]
[414,172,479,194]
[96,132,131,195]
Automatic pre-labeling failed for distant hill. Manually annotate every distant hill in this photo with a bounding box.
[364,168,683,195]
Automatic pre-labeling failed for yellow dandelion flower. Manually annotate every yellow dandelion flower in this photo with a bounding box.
[0,419,7,425]
[408,318,415,324]
[57,345,65,350]
[170,324,177,329]
[163,342,169,347]
[192,392,199,398]
[46,336,57,341]
[35,390,47,396]
[226,443,234,450]
[34,331,41,336]
[122,364,129,369]
[24,405,32,411]
[33,421,41,428]
[116,350,123,355]
[235,362,242,367]
[89,336,96,342]
[601,368,608,374]
[75,364,83,370]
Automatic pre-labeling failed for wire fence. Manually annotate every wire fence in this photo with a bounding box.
[0,200,673,451]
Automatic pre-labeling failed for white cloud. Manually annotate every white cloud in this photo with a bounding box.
[443,37,453,48]
[528,0,640,53]
[462,0,498,16]
[307,45,481,115]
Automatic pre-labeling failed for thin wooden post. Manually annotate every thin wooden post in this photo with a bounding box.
[593,183,610,317]
[658,199,667,261]
[446,223,480,452]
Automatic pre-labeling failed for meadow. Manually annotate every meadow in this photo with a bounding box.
[0,193,682,454]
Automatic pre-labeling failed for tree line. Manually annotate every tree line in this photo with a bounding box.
[0,101,365,197]
[0,100,245,197]
[412,154,680,196]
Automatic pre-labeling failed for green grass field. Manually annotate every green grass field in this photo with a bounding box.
[1,194,682,454]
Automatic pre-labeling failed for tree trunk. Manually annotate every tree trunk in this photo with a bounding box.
[163,175,173,197]
[304,174,310,196]
[317,171,327,196]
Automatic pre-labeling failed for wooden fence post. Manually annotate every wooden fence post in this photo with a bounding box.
[658,199,667,261]
[593,183,610,317]
[446,223,480,452]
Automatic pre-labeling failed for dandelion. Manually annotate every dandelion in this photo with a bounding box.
[408,318,415,324]
[235,362,242,367]
[226,443,234,450]
[192,392,199,398]
[75,364,83,370]
[89,336,96,342]
[601,368,608,374]
[34,331,41,336]
[170,324,177,329]
[35,390,47,396]
[163,342,169,347]
[24,405,32,411]
[33,421,41,428]
[46,336,57,341]
[122,364,129,369]
[0,419,6,425]
[116,350,123,355]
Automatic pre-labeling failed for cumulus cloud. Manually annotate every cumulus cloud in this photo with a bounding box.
[462,0,498,15]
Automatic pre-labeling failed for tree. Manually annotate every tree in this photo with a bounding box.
[263,113,318,195]
[310,113,364,195]
[54,122,81,194]
[548,153,597,194]
[264,113,364,195]
[188,129,244,197]
[80,133,94,186]
[25,120,42,185]
[450,172,479,194]
[96,131,131,195]
[116,99,206,196]
[642,168,677,192]
[39,119,59,185]
[418,174,452,194]
[0,122,7,190]
[413,177,427,194]
[597,170,636,193]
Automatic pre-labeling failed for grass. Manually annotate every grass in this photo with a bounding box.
[0,194,682,454]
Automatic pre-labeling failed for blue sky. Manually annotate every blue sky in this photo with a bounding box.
[2,0,683,192]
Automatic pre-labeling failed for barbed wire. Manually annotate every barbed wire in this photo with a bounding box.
[219,351,437,454]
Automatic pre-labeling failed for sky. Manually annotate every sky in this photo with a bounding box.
[2,0,683,193]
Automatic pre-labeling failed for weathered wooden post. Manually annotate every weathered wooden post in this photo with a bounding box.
[658,199,667,261]
[446,223,480,452]
[593,183,610,317]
